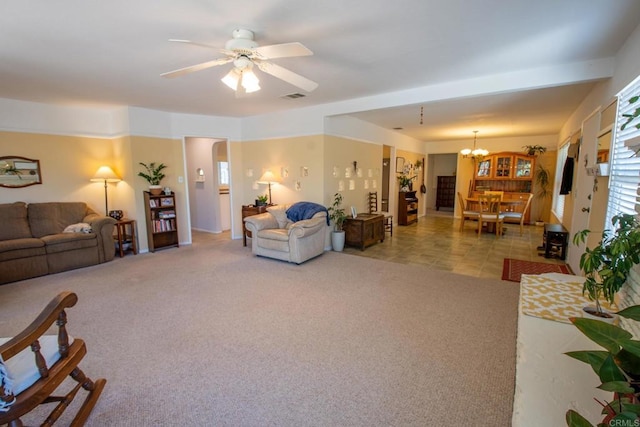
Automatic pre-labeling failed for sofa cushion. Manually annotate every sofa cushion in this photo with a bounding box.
[28,203,88,238]
[0,202,32,241]
[256,229,290,252]
[41,233,97,254]
[267,205,291,229]
[0,238,46,261]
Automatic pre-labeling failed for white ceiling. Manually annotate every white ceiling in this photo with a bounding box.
[1,1,639,141]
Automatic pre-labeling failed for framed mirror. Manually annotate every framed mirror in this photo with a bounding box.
[0,156,42,188]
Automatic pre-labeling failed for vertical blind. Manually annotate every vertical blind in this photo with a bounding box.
[606,74,640,227]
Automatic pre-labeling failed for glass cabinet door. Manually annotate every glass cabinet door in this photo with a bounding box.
[476,158,492,177]
[495,155,512,178]
[515,156,533,178]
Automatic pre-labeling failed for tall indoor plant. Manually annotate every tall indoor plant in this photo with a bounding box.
[138,162,167,195]
[572,213,640,319]
[565,305,640,426]
[327,192,347,251]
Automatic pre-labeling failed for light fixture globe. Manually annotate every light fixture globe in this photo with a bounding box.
[460,131,488,159]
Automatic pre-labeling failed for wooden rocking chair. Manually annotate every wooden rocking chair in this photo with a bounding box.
[0,292,105,426]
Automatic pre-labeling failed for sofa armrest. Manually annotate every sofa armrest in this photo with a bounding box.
[289,217,326,238]
[244,212,279,232]
[83,213,117,262]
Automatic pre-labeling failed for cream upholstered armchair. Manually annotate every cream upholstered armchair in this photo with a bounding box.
[243,203,329,264]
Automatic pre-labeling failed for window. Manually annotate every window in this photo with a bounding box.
[552,141,570,221]
[605,75,640,227]
[218,161,229,186]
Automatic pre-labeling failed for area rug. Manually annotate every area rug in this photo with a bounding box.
[502,258,571,282]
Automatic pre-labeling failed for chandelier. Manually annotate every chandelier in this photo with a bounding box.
[460,130,488,159]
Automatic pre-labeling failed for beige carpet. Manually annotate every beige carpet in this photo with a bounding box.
[0,238,519,426]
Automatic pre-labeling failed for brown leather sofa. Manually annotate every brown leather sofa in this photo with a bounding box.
[0,202,117,284]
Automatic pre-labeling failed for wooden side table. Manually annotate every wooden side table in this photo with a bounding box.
[115,219,138,257]
[343,213,385,251]
[241,205,270,247]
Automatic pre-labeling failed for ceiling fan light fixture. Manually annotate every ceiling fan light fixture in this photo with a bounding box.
[241,69,260,93]
[221,69,240,91]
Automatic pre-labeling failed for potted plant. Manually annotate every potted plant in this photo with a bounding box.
[565,305,640,426]
[572,213,640,321]
[327,192,347,251]
[398,174,416,192]
[255,194,268,206]
[533,164,551,225]
[138,162,167,195]
[523,145,547,156]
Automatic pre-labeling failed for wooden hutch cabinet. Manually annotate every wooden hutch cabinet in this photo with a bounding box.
[471,151,535,224]
[143,191,179,252]
[398,191,418,225]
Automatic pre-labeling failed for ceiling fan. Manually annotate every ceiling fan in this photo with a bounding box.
[161,28,318,95]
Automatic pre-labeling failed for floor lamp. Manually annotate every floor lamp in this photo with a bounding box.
[257,170,278,205]
[90,166,121,215]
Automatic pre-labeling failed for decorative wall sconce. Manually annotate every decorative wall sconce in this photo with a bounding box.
[195,168,205,182]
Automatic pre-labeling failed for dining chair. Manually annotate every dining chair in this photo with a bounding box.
[477,194,505,238]
[503,193,534,235]
[457,192,480,232]
[368,192,393,236]
[484,190,504,201]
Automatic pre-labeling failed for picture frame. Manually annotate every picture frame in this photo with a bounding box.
[396,157,405,173]
[0,156,42,188]
[160,197,174,207]
[351,206,357,218]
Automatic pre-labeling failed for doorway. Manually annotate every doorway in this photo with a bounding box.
[184,137,231,237]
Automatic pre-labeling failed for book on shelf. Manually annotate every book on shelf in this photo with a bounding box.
[158,210,176,219]
[153,219,175,233]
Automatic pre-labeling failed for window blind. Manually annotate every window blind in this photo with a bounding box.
[606,74,640,227]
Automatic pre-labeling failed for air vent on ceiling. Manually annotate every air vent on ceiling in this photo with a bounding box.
[393,127,403,130]
[282,93,306,99]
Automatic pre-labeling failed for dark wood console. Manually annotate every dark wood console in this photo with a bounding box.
[343,213,385,250]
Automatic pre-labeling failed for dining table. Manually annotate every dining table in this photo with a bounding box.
[465,197,526,234]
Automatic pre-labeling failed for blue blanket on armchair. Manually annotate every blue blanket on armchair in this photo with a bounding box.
[286,202,330,226]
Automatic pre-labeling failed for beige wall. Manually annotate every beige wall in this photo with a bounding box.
[324,136,383,214]
[0,131,188,253]
[0,130,117,211]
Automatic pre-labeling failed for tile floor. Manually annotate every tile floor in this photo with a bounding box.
[341,210,569,280]
[194,210,569,280]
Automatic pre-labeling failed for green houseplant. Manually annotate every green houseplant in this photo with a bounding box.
[398,174,416,192]
[523,145,547,156]
[533,164,551,224]
[138,162,167,195]
[572,214,640,319]
[255,194,268,206]
[327,192,347,251]
[565,306,640,426]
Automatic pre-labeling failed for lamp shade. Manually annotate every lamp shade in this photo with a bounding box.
[258,170,278,184]
[90,166,121,182]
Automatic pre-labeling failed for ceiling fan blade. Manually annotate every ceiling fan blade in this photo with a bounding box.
[168,39,217,50]
[253,42,313,60]
[160,57,232,79]
[257,61,318,92]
